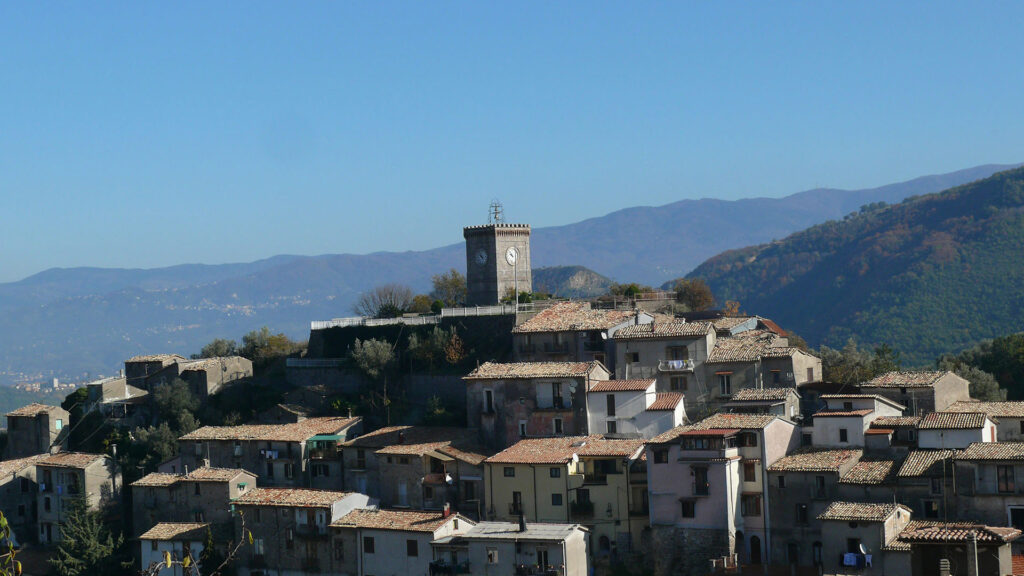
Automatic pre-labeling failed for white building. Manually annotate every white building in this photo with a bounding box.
[809,394,905,448]
[432,520,590,576]
[332,508,472,576]
[138,523,208,576]
[917,412,996,449]
[586,378,686,437]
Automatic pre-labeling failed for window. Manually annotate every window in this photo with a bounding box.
[738,433,758,447]
[266,462,274,478]
[252,538,265,556]
[334,540,344,561]
[999,465,1015,493]
[693,467,709,496]
[628,352,640,363]
[814,475,826,497]
[550,467,561,478]
[923,500,939,519]
[741,495,761,517]
[801,433,812,446]
[680,500,695,518]
[743,462,756,482]
[1019,420,1024,435]
[254,508,262,523]
[519,420,527,437]
[654,449,668,464]
[285,463,294,478]
[812,542,822,566]
[356,449,366,469]
[670,376,687,391]
[930,477,942,495]
[151,540,158,551]
[484,390,494,413]
[717,373,732,395]
[286,528,294,549]
[55,419,63,430]
[44,497,51,512]
[796,504,809,524]
[606,394,616,416]
[1010,507,1024,529]
[839,428,849,443]
[424,486,434,500]
[847,538,862,554]
[778,475,786,489]
[504,467,515,477]
[463,480,476,501]
[552,493,563,506]
[406,539,418,557]
[807,367,815,381]
[194,482,201,495]
[843,401,853,410]
[363,536,375,554]
[511,492,523,514]
[553,418,563,435]
[399,457,409,465]
[771,370,780,384]
[194,442,202,456]
[552,382,564,409]
[20,478,29,492]
[607,421,617,434]
[487,548,499,564]
[194,511,204,522]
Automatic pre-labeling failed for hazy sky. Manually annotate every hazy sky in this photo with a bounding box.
[2,2,1023,282]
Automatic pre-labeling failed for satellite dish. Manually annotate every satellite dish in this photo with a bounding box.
[859,543,868,555]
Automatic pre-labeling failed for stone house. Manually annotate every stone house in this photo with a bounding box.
[953,442,1024,529]
[331,508,472,576]
[870,416,922,447]
[464,361,610,450]
[611,320,716,395]
[4,403,69,458]
[431,521,590,576]
[917,411,996,449]
[765,447,863,567]
[722,387,800,419]
[645,413,799,573]
[835,456,902,506]
[233,487,373,576]
[816,502,912,574]
[808,394,905,448]
[894,450,959,521]
[124,353,252,397]
[0,454,46,545]
[340,426,489,519]
[585,379,685,437]
[947,400,1024,441]
[84,376,148,425]
[124,354,187,390]
[36,452,120,544]
[138,522,209,576]
[896,521,1020,576]
[177,416,362,488]
[859,370,971,415]
[511,301,651,371]
[130,467,256,538]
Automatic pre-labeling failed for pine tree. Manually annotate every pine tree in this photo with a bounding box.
[49,498,127,576]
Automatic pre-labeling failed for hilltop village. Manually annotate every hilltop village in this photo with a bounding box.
[4,220,1024,576]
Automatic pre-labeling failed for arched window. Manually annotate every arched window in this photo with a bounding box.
[750,535,762,564]
[812,541,822,566]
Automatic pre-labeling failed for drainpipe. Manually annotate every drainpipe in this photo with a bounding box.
[531,464,538,522]
[760,431,771,565]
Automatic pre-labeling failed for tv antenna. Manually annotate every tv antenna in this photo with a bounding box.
[488,200,504,224]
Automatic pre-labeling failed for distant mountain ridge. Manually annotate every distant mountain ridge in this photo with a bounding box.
[0,163,1016,383]
[688,165,1024,366]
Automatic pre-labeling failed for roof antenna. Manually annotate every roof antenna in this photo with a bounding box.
[488,200,504,224]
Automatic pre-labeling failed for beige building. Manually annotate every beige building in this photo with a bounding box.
[859,371,971,415]
[0,454,46,545]
[4,403,69,458]
[130,467,256,538]
[612,319,715,395]
[36,452,120,544]
[432,521,590,576]
[816,502,912,574]
[464,361,610,450]
[513,301,650,370]
[946,400,1024,441]
[332,508,472,576]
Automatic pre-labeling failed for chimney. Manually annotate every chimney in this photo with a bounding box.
[398,431,405,444]
[347,407,353,419]
[443,503,451,518]
[203,458,210,469]
[518,514,527,533]
[966,530,979,576]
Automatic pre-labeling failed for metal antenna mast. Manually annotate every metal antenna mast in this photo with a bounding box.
[488,200,504,224]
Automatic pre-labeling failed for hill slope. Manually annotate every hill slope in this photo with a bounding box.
[532,266,614,298]
[689,167,1024,366]
[0,163,1014,383]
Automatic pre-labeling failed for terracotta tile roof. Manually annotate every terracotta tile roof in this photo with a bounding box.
[898,450,959,477]
[464,361,600,380]
[37,452,107,469]
[681,428,741,437]
[918,412,989,430]
[839,458,901,485]
[947,401,1024,418]
[342,426,486,467]
[614,321,712,340]
[512,302,637,333]
[821,393,905,407]
[126,354,186,363]
[863,371,949,388]
[760,347,802,359]
[332,508,465,532]
[872,416,921,428]
[865,428,893,436]
[647,393,684,411]
[711,316,753,332]
[707,331,781,363]
[6,403,64,417]
[178,356,248,371]
[234,488,353,508]
[0,454,47,478]
[648,425,691,444]
[813,409,874,418]
[375,438,489,466]
[689,413,778,430]
[185,467,250,482]
[899,520,1021,544]
[138,522,210,541]
[589,379,655,392]
[818,502,910,522]
[132,472,181,487]
[486,436,586,465]
[768,448,863,472]
[957,442,1024,461]
[1014,554,1024,575]
[575,437,645,458]
[729,388,797,402]
[179,417,360,443]
[437,443,490,466]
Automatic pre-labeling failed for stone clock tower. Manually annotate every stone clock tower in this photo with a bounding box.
[463,204,531,306]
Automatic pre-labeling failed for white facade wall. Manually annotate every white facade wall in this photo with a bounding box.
[139,539,205,576]
[918,423,994,449]
[586,388,685,437]
[358,517,467,576]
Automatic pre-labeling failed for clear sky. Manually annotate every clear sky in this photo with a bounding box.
[2,2,1023,283]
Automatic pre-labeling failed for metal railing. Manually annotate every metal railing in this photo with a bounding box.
[310,299,572,331]
[658,359,695,372]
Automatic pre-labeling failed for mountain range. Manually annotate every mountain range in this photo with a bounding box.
[0,163,1016,384]
[689,165,1024,366]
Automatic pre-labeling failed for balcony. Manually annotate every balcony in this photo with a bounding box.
[658,359,695,373]
[308,447,341,460]
[297,524,328,538]
[430,560,471,575]
[583,341,604,353]
[515,565,563,576]
[543,342,569,354]
[570,500,594,518]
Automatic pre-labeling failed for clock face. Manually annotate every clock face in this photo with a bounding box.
[505,246,518,266]
[475,249,488,266]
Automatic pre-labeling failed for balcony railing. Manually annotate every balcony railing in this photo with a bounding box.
[693,482,710,496]
[570,500,594,518]
[430,560,472,575]
[515,565,563,576]
[658,359,695,372]
[543,342,569,354]
[583,341,604,353]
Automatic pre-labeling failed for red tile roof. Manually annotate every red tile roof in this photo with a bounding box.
[872,416,921,428]
[864,371,949,388]
[37,452,108,469]
[333,508,466,532]
[589,379,655,393]
[512,302,638,333]
[839,459,900,485]
[234,488,353,508]
[485,435,642,464]
[138,522,210,541]
[813,409,873,418]
[899,521,1021,543]
[768,448,862,472]
[647,393,684,411]
[179,417,360,442]
[614,321,712,340]
[957,442,1024,461]
[918,412,989,430]
[0,454,47,478]
[464,361,601,380]
[898,450,959,477]
[948,401,1024,418]
[818,502,910,522]
[6,403,64,417]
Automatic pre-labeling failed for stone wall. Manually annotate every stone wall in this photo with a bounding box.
[650,525,732,576]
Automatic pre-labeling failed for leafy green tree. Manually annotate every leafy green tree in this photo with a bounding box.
[936,356,1007,401]
[422,395,461,426]
[608,283,653,298]
[152,379,200,433]
[131,422,180,471]
[196,338,238,359]
[49,498,128,576]
[239,326,301,364]
[672,278,715,311]
[199,527,229,576]
[407,328,449,371]
[350,338,394,380]
[819,339,901,386]
[408,295,433,314]
[430,269,467,307]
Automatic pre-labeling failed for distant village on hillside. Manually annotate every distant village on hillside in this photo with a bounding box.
[3,211,1024,576]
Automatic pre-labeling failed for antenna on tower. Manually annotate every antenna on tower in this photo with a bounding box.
[488,200,504,224]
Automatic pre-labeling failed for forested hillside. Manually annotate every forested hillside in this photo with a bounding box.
[689,166,1024,366]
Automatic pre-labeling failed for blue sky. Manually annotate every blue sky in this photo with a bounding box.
[2,2,1023,282]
